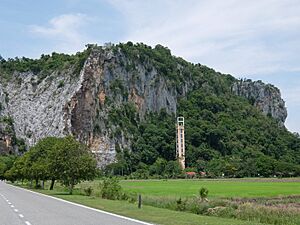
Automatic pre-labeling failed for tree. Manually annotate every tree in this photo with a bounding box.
[32,137,63,190]
[5,136,97,192]
[0,54,5,63]
[149,158,167,175]
[164,160,182,178]
[4,155,27,182]
[0,155,15,180]
[17,137,62,188]
[50,136,97,194]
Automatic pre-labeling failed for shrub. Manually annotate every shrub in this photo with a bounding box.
[199,187,209,201]
[99,178,123,200]
[187,199,210,214]
[176,197,187,211]
[84,186,93,196]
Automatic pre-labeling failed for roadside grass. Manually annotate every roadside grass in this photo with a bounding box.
[52,194,266,225]
[19,185,265,225]
[13,178,300,225]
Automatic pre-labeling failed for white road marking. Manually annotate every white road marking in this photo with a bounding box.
[0,191,32,225]
[2,195,32,225]
[9,184,153,225]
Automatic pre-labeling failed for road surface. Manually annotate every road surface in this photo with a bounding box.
[0,181,152,225]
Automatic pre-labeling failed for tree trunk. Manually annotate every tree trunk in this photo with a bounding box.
[41,180,45,189]
[49,178,55,190]
[35,178,39,188]
[30,179,33,188]
[69,183,74,195]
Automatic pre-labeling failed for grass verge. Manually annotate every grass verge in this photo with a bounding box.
[16,184,264,225]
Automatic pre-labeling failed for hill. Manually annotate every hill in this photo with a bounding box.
[0,42,299,177]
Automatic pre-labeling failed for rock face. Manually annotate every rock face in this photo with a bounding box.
[0,47,181,165]
[64,47,180,166]
[6,70,83,147]
[0,84,14,154]
[231,79,287,124]
[0,45,288,165]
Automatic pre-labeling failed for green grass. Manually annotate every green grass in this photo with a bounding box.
[15,178,300,225]
[119,178,300,198]
[31,188,264,225]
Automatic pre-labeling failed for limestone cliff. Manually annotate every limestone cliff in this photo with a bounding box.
[0,84,14,154]
[232,79,287,125]
[0,44,288,166]
[0,46,181,165]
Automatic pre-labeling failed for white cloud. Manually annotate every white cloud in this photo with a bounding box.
[283,86,300,133]
[108,0,300,76]
[107,0,300,133]
[30,13,93,53]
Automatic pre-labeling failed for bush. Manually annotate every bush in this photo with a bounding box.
[199,187,209,201]
[99,178,123,200]
[176,197,187,211]
[187,199,210,214]
[84,186,93,196]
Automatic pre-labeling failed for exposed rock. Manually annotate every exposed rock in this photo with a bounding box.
[232,79,287,125]
[64,48,179,166]
[0,84,15,154]
[5,69,82,147]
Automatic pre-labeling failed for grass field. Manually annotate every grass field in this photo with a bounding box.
[118,178,300,198]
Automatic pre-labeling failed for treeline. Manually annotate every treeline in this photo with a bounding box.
[0,136,97,194]
[0,45,92,81]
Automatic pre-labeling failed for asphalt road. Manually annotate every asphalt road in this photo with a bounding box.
[0,181,152,225]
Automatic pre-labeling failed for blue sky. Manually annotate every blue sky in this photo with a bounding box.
[1,0,299,133]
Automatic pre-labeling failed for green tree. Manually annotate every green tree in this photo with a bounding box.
[0,155,15,180]
[164,160,182,178]
[50,136,97,194]
[5,155,28,182]
[32,137,63,190]
[149,158,167,176]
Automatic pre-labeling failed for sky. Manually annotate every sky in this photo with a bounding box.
[0,0,299,133]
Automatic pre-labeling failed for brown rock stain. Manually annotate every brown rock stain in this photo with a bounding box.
[129,88,144,110]
[98,91,106,105]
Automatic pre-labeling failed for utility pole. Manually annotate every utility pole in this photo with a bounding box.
[176,117,185,170]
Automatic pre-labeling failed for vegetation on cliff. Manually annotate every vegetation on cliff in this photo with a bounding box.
[0,45,92,82]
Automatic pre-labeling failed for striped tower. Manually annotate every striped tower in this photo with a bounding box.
[176,117,185,170]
